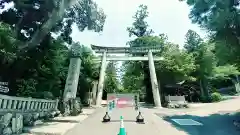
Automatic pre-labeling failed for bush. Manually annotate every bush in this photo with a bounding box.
[200,95,212,103]
[210,92,222,102]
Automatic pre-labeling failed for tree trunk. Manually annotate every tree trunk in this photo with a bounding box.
[235,75,240,93]
[19,0,78,50]
[199,79,204,97]
[234,83,240,93]
[199,77,210,102]
[230,76,240,93]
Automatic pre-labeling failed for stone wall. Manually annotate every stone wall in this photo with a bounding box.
[0,94,61,135]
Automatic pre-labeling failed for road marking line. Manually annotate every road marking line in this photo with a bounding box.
[172,119,203,126]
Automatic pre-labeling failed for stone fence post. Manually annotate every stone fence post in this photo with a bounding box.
[55,99,59,110]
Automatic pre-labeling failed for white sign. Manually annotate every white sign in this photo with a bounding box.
[0,81,8,85]
[0,85,9,93]
[0,81,9,93]
[117,100,127,105]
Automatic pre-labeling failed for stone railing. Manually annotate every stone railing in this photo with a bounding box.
[0,94,60,135]
[165,95,188,108]
[165,95,186,103]
[0,94,59,112]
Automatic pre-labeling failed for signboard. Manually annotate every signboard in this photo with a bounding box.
[107,93,135,108]
[0,82,8,85]
[0,81,9,93]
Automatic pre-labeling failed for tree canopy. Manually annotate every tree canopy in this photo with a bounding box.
[121,3,240,103]
[0,0,106,50]
[0,0,105,103]
[0,1,240,107]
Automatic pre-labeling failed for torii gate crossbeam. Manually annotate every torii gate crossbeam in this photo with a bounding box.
[93,56,164,61]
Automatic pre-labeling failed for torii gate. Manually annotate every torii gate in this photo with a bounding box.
[63,45,164,110]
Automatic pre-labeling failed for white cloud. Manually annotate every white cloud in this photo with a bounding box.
[71,0,206,48]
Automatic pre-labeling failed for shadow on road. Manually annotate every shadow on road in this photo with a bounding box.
[102,119,136,123]
[44,119,79,123]
[158,111,240,135]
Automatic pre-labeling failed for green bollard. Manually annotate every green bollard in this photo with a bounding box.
[112,100,116,109]
[108,101,113,111]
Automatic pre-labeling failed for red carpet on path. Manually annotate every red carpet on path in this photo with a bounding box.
[117,98,132,108]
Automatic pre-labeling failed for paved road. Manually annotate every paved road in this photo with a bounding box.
[64,107,186,135]
[154,97,240,135]
[64,97,240,135]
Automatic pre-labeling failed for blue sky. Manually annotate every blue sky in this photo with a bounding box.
[71,0,206,48]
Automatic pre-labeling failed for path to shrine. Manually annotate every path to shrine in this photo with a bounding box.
[64,97,240,135]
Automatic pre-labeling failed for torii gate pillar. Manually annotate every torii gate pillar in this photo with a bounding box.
[148,50,162,108]
[96,51,108,107]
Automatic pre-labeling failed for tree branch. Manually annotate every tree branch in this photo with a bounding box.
[19,0,79,51]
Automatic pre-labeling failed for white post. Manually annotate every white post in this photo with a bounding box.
[148,50,162,108]
[91,81,98,105]
[55,99,59,110]
[96,51,108,107]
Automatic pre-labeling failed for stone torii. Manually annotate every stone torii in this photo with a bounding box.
[63,45,164,113]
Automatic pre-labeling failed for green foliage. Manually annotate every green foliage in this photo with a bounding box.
[124,4,154,102]
[128,36,165,53]
[126,4,153,37]
[0,23,18,67]
[123,5,198,103]
[197,42,217,78]
[1,0,240,106]
[183,29,240,101]
[104,62,119,93]
[210,92,223,102]
[157,43,196,82]
[0,0,106,50]
[76,44,100,101]
[0,22,99,102]
[0,0,105,103]
[16,78,37,97]
[122,61,145,93]
[181,1,240,100]
[183,0,240,73]
[184,29,203,53]
[212,65,240,80]
[214,41,240,68]
[184,30,214,98]
[182,0,240,49]
[72,0,106,32]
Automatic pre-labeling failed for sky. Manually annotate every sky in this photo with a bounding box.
[1,0,206,48]
[71,0,206,49]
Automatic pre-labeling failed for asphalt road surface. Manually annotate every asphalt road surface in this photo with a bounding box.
[64,107,186,135]
[64,97,240,135]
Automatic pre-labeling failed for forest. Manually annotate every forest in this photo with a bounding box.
[0,0,239,106]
